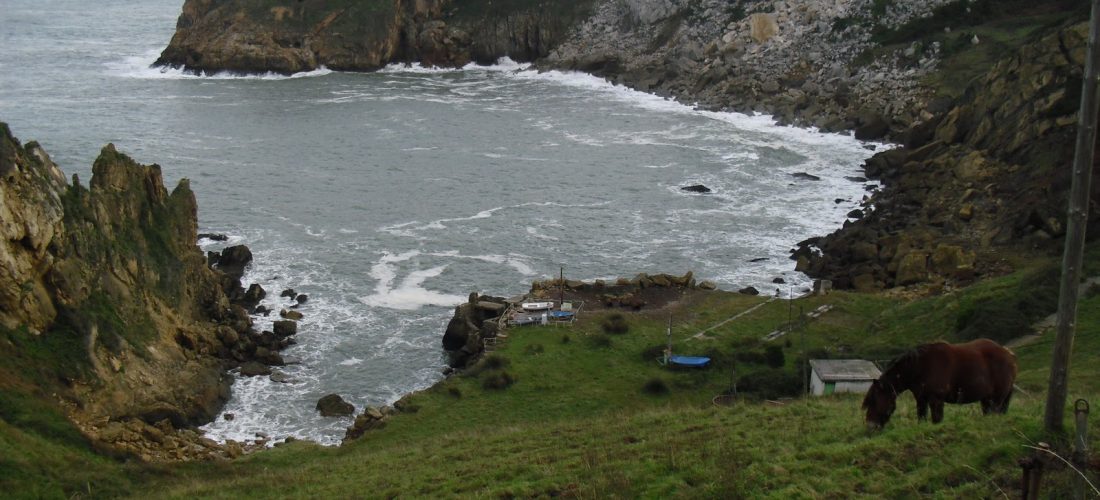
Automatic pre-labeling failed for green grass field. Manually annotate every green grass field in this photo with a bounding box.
[5,244,1096,498]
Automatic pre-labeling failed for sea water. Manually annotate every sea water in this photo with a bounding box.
[0,0,880,445]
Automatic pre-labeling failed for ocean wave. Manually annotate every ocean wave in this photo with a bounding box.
[105,49,334,80]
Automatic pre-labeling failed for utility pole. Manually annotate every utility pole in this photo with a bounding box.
[1045,0,1100,434]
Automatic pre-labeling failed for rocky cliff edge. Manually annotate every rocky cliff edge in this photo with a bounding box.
[1,122,264,460]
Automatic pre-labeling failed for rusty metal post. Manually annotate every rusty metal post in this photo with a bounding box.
[1074,399,1091,500]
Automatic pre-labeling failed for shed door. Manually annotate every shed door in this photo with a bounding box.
[824,382,836,395]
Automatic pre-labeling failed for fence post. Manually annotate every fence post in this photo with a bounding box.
[1074,399,1090,500]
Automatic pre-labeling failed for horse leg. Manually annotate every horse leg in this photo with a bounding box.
[916,396,929,421]
[981,399,992,415]
[997,389,1014,414]
[931,400,945,424]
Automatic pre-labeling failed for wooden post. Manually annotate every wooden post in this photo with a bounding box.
[1074,399,1090,500]
[1045,0,1100,434]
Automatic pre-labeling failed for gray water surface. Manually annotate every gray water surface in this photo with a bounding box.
[0,0,879,445]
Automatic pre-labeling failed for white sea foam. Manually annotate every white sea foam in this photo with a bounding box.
[106,49,334,80]
[379,57,529,74]
[358,252,465,310]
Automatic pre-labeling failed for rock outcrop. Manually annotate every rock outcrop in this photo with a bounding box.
[0,121,285,461]
[155,0,597,74]
[798,22,1100,289]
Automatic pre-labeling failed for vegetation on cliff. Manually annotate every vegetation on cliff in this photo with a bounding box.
[0,123,264,462]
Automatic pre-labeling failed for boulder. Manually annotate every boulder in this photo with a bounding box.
[239,283,266,309]
[855,112,890,141]
[749,13,779,44]
[895,252,929,286]
[216,245,253,279]
[295,294,309,304]
[273,320,298,337]
[698,281,717,290]
[197,233,228,241]
[280,309,304,320]
[791,172,822,181]
[240,362,272,377]
[738,286,760,295]
[316,394,355,417]
[280,288,296,298]
[681,184,712,193]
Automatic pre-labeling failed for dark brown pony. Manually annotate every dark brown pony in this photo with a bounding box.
[862,338,1017,429]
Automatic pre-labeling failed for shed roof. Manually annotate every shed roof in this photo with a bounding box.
[809,359,881,381]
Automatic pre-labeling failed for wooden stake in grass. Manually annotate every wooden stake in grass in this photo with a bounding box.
[1045,0,1100,435]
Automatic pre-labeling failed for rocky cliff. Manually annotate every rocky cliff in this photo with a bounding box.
[797,20,1100,290]
[0,122,269,460]
[155,0,597,74]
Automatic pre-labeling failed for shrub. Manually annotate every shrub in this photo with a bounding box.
[482,370,516,390]
[737,368,802,400]
[484,354,509,370]
[588,334,613,349]
[954,265,1059,343]
[642,377,670,395]
[640,344,666,362]
[602,313,629,335]
[462,354,509,378]
[734,350,768,365]
[764,345,785,368]
[561,334,571,344]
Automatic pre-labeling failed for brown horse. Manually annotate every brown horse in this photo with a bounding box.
[862,338,1017,429]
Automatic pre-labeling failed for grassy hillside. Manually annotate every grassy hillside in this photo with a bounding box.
[4,244,1092,497]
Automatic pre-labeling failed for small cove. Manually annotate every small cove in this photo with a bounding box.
[0,0,880,445]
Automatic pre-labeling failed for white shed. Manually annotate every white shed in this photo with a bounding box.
[808,359,881,396]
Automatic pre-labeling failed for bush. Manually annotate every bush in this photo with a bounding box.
[484,354,510,370]
[734,350,768,365]
[642,377,670,395]
[482,370,516,390]
[602,313,629,335]
[640,344,666,362]
[737,369,802,400]
[764,345,785,368]
[954,264,1059,343]
[561,334,571,344]
[588,334,613,349]
[463,354,510,378]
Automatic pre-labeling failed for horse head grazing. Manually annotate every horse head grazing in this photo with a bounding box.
[862,379,897,430]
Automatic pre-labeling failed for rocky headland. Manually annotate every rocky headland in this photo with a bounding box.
[1,122,303,460]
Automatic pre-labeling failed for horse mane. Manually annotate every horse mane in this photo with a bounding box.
[885,341,948,373]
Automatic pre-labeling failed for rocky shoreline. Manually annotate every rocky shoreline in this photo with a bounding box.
[153,0,1098,293]
[0,122,313,461]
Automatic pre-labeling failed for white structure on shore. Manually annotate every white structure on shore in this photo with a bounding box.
[808,359,881,396]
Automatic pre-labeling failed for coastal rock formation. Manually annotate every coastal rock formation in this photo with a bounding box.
[155,0,597,74]
[800,21,1100,289]
[0,122,285,460]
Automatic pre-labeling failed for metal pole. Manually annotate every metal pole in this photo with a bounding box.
[1045,0,1100,434]
[559,266,564,307]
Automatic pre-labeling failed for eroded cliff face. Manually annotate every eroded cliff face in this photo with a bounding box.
[155,0,596,74]
[1,123,256,460]
[798,22,1100,290]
